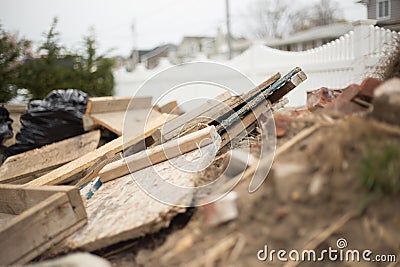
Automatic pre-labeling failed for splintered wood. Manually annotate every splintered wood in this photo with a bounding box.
[46,146,215,254]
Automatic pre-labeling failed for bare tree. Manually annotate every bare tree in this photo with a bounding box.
[290,0,344,32]
[310,0,344,26]
[248,0,344,38]
[249,0,292,38]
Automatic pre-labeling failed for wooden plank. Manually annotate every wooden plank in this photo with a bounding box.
[159,91,232,141]
[161,73,281,142]
[86,96,152,114]
[46,145,215,254]
[0,185,86,219]
[220,100,270,147]
[26,114,171,186]
[88,108,161,136]
[82,114,98,131]
[0,168,51,185]
[0,131,100,184]
[158,100,180,114]
[0,213,16,227]
[0,185,87,266]
[268,71,307,103]
[99,126,219,182]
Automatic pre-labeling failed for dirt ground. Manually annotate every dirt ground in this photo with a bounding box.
[97,112,400,267]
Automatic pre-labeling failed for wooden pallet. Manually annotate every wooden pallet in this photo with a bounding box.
[0,185,87,266]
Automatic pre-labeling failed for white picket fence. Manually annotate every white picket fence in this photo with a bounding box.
[115,20,400,107]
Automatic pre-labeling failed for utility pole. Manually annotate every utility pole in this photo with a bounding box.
[225,0,233,59]
[129,20,137,72]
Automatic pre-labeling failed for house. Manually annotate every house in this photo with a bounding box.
[175,29,252,62]
[265,22,353,51]
[175,36,216,62]
[140,44,177,69]
[358,0,400,31]
[128,44,176,71]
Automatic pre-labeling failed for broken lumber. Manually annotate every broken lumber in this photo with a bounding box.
[0,130,100,184]
[45,146,215,254]
[86,96,152,114]
[216,68,307,147]
[99,126,219,182]
[85,96,154,136]
[89,108,162,136]
[219,99,270,147]
[0,185,87,266]
[158,100,181,114]
[160,73,281,142]
[159,91,233,142]
[26,114,171,186]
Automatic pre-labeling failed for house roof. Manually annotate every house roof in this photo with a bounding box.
[265,22,353,47]
[140,44,176,61]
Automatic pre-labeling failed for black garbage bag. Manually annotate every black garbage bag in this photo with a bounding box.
[3,89,88,160]
[0,105,13,144]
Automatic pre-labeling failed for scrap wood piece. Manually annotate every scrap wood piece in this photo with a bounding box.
[0,130,100,184]
[82,114,97,131]
[46,147,212,254]
[26,114,171,186]
[99,125,220,183]
[267,69,307,103]
[160,91,233,142]
[0,184,87,266]
[86,96,152,114]
[161,73,282,142]
[158,100,181,115]
[216,69,307,148]
[283,210,360,267]
[219,99,270,147]
[85,96,154,136]
[217,69,306,135]
[88,108,162,136]
[75,153,123,187]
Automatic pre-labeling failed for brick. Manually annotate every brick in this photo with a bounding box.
[358,77,383,102]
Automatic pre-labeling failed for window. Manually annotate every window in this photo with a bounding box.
[377,0,390,20]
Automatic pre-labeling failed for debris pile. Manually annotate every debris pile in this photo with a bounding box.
[0,71,399,266]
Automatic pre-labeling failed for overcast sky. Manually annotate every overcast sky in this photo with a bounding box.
[0,0,366,56]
